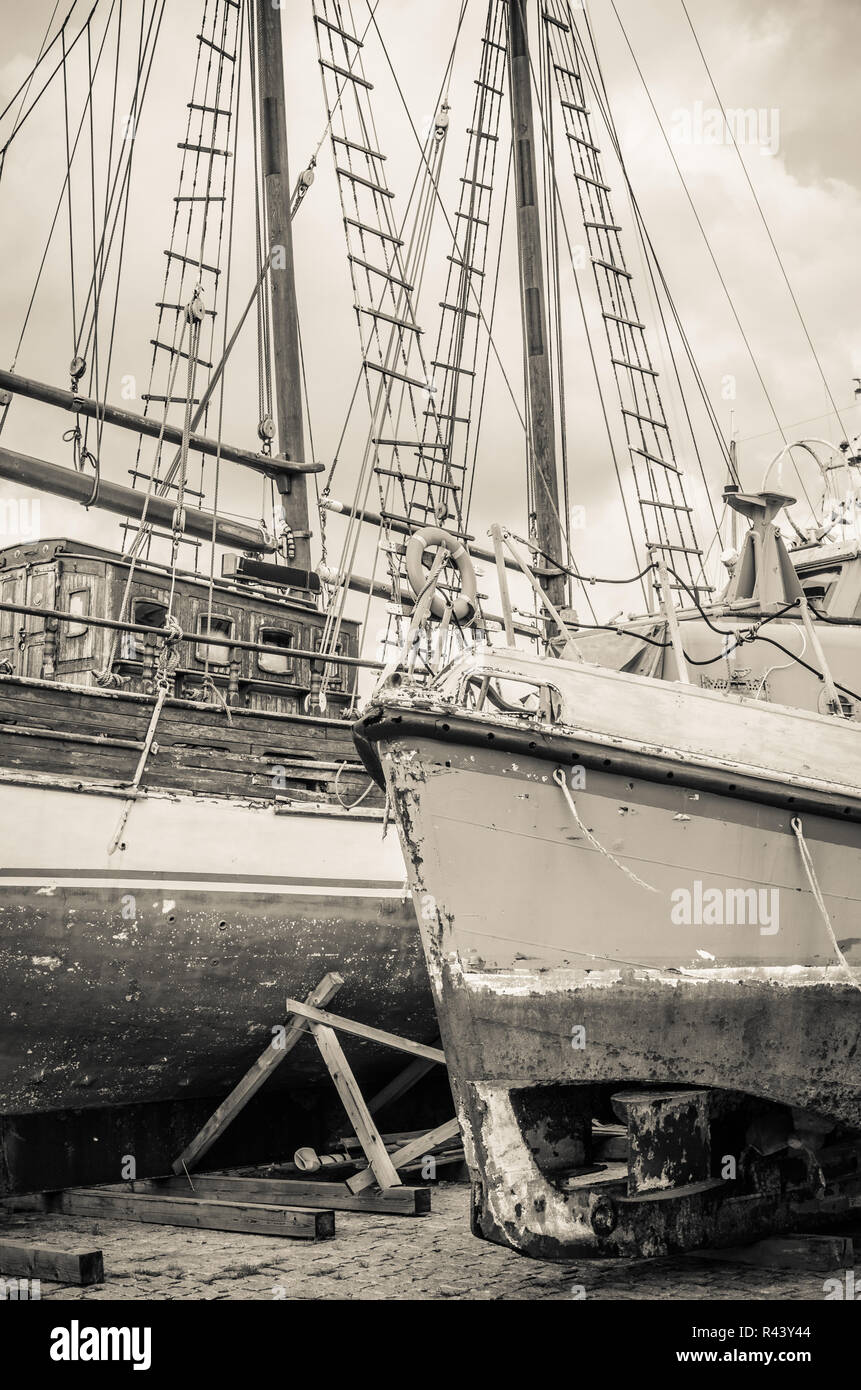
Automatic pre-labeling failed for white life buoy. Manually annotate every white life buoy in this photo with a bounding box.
[405,526,477,625]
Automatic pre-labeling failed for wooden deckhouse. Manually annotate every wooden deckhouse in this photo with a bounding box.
[0,537,358,715]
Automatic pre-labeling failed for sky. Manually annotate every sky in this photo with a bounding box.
[0,0,859,651]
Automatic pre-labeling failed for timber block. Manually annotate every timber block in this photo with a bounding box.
[613,1089,711,1196]
[0,1238,104,1286]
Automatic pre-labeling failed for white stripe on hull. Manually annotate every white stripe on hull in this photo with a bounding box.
[1,877,405,897]
[0,779,408,885]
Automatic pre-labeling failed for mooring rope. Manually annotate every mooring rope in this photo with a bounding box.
[108,678,170,855]
[334,759,375,811]
[553,767,658,893]
[791,816,860,990]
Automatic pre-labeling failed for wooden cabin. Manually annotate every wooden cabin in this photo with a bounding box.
[0,538,359,715]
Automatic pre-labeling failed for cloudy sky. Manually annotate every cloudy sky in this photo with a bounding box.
[0,0,858,644]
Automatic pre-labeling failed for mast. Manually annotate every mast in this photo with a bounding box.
[254,0,311,571]
[506,0,566,608]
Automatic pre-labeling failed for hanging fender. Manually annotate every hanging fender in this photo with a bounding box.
[405,526,477,625]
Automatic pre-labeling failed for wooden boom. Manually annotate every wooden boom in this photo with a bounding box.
[0,369,322,480]
[0,445,274,553]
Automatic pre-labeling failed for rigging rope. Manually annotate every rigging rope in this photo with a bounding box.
[603,0,790,452]
[678,0,850,444]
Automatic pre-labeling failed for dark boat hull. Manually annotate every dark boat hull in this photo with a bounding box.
[0,775,435,1191]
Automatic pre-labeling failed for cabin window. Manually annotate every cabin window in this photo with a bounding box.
[122,598,167,660]
[258,627,295,676]
[195,614,233,667]
[460,672,563,722]
[67,589,90,638]
[135,598,168,629]
[310,628,343,688]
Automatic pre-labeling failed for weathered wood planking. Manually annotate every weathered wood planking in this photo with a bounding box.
[52,1189,335,1239]
[0,1238,104,1285]
[0,675,383,805]
[127,1175,431,1215]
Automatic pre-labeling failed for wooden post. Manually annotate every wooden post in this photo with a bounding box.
[655,555,690,684]
[798,596,844,715]
[507,0,565,608]
[490,523,516,646]
[501,529,582,659]
[227,646,240,705]
[254,0,311,568]
[310,1024,403,1190]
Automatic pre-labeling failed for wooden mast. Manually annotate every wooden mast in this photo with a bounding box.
[506,0,565,607]
[254,0,311,571]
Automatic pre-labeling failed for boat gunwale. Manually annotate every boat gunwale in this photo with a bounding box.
[356,700,861,824]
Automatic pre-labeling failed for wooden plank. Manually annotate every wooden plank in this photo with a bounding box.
[54,1189,333,1239]
[0,1239,104,1286]
[172,972,343,1174]
[348,1118,461,1194]
[311,1023,402,1190]
[0,678,359,752]
[368,1047,441,1115]
[126,1176,431,1215]
[285,1000,446,1064]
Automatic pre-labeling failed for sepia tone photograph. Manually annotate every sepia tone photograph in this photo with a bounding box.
[0,0,857,1362]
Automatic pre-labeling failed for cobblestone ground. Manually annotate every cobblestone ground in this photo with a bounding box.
[1,1183,834,1300]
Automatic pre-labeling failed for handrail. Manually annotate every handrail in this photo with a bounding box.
[0,599,384,671]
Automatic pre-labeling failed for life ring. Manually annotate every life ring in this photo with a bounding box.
[405,526,477,625]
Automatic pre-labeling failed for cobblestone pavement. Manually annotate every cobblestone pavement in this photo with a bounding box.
[2,1183,835,1301]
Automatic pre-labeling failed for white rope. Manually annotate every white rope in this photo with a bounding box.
[108,679,170,854]
[334,760,375,811]
[791,816,860,990]
[553,766,658,893]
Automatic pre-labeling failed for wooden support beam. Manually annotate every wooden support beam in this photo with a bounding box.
[348,1117,461,1194]
[173,972,343,1174]
[311,1024,402,1190]
[367,1049,443,1115]
[53,1189,333,1240]
[128,1175,431,1216]
[0,1239,104,1286]
[284,999,446,1065]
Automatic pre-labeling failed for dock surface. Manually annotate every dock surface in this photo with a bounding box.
[1,1183,834,1301]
